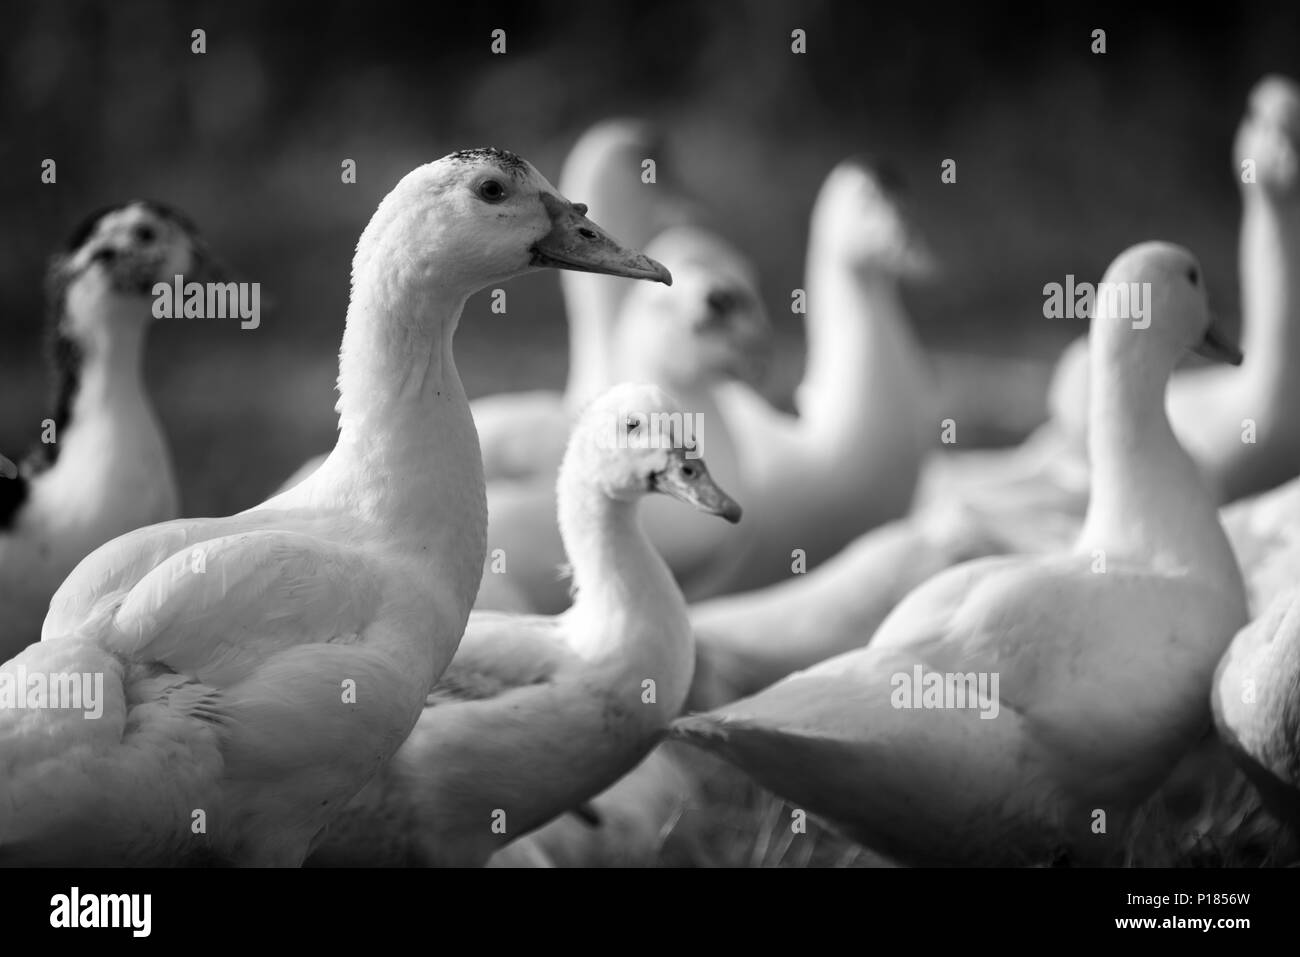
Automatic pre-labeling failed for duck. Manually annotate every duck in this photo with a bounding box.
[1212,588,1300,829]
[305,382,741,866]
[1043,74,1300,506]
[671,243,1249,866]
[484,227,768,613]
[703,157,935,595]
[688,80,1300,712]
[0,202,209,662]
[472,120,682,484]
[0,148,670,866]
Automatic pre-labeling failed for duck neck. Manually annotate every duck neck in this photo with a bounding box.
[44,301,160,473]
[64,311,149,423]
[1079,331,1230,579]
[1239,194,1300,391]
[557,473,689,678]
[562,274,625,411]
[327,249,487,597]
[801,248,910,431]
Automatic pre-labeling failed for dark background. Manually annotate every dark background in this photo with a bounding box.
[2,0,1298,515]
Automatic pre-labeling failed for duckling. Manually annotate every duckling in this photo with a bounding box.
[0,202,209,661]
[485,227,768,613]
[0,148,669,866]
[672,243,1248,865]
[705,157,935,594]
[307,383,741,866]
[1213,589,1300,829]
[1045,74,1300,505]
[473,120,683,483]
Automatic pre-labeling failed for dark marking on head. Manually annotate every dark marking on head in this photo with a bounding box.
[446,147,530,179]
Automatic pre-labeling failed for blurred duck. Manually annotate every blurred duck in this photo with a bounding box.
[689,79,1299,711]
[485,227,768,613]
[473,120,684,483]
[672,244,1249,865]
[705,157,935,593]
[0,202,206,662]
[308,384,741,866]
[1213,589,1300,829]
[1046,74,1300,505]
[0,149,669,865]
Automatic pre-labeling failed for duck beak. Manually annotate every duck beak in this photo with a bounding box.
[1194,318,1244,366]
[531,193,673,284]
[652,456,743,524]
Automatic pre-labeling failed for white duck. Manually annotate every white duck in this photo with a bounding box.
[704,157,934,594]
[485,227,768,613]
[472,120,678,483]
[0,202,205,662]
[672,243,1249,865]
[688,81,1299,711]
[0,149,669,866]
[306,383,740,866]
[1044,74,1300,505]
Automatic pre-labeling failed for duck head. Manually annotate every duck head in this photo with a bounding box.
[50,200,218,326]
[360,148,672,292]
[565,382,742,523]
[1092,242,1242,368]
[1234,74,1300,199]
[811,156,935,277]
[615,227,771,387]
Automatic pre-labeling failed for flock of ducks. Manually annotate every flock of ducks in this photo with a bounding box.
[2,74,1300,867]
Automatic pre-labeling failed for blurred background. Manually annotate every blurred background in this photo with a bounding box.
[2,0,1298,515]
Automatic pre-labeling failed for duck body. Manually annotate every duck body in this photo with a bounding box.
[673,243,1249,865]
[1,502,473,865]
[0,149,670,866]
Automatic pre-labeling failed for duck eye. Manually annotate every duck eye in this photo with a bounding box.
[1186,267,1199,285]
[625,416,640,434]
[477,180,507,203]
[134,225,156,243]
